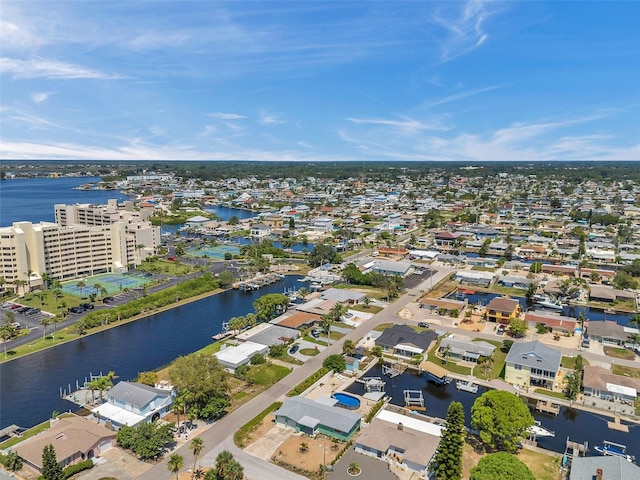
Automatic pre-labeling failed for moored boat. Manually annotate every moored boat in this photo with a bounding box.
[528,420,555,438]
[594,440,635,463]
[456,379,479,394]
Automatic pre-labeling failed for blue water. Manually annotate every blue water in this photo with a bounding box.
[0,276,301,430]
[205,205,255,222]
[332,392,361,409]
[0,177,130,225]
[346,365,640,460]
[448,290,528,310]
[234,236,314,253]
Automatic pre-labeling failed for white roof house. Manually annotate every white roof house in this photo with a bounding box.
[214,341,269,372]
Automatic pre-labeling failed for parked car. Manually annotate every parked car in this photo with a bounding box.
[16,306,30,313]
[69,306,85,314]
[496,325,506,335]
[10,304,21,310]
[26,308,40,315]
[102,297,114,303]
[418,322,430,328]
[311,329,321,338]
[1,302,14,309]
[289,345,299,354]
[80,303,94,310]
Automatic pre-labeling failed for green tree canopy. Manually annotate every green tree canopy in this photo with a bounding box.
[469,452,535,480]
[307,243,341,268]
[41,444,64,480]
[323,354,346,373]
[432,401,465,480]
[204,450,244,480]
[507,318,528,338]
[253,293,289,321]
[470,390,534,453]
[169,353,229,420]
[116,422,175,460]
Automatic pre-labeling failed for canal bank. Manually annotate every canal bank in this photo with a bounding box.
[0,276,302,430]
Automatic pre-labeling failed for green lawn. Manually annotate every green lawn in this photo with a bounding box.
[303,335,328,346]
[373,322,395,332]
[18,290,88,316]
[561,355,590,369]
[299,348,319,356]
[604,346,636,360]
[426,338,472,376]
[473,338,507,380]
[244,363,291,386]
[534,388,567,400]
[349,304,383,314]
[611,364,640,378]
[137,259,194,276]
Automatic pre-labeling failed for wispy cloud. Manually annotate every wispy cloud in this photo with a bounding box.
[207,112,247,120]
[347,116,450,133]
[432,0,494,61]
[30,92,54,104]
[422,84,506,109]
[0,57,124,80]
[259,110,286,125]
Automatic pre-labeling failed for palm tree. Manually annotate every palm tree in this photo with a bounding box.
[299,441,309,453]
[342,339,356,356]
[51,314,62,340]
[88,375,113,404]
[628,333,640,349]
[93,283,103,299]
[76,280,86,297]
[36,291,46,306]
[41,317,51,340]
[441,344,452,364]
[0,323,15,358]
[189,438,204,479]
[348,462,361,475]
[25,269,33,292]
[330,302,347,322]
[53,288,63,307]
[297,287,310,301]
[167,453,184,480]
[13,279,27,295]
[41,272,51,290]
[173,395,185,434]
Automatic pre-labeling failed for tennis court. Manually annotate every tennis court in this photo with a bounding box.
[61,273,152,297]
[187,244,240,259]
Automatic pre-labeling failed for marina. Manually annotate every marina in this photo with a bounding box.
[233,273,285,291]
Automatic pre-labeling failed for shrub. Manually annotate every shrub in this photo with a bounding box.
[63,459,94,478]
[288,368,330,396]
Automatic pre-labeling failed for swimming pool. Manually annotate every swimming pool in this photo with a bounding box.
[332,392,361,410]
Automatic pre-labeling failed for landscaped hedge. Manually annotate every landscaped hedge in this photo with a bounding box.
[364,398,385,423]
[79,273,220,329]
[287,367,330,397]
[37,459,93,480]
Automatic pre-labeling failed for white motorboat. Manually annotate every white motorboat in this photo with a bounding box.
[594,441,635,463]
[456,379,479,394]
[528,420,555,438]
[533,295,564,311]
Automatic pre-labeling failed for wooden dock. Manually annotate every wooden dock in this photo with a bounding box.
[234,273,284,291]
[535,399,560,415]
[607,415,629,432]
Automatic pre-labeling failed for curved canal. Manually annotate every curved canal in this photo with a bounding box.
[0,276,302,430]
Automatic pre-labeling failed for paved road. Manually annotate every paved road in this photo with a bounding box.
[137,266,456,480]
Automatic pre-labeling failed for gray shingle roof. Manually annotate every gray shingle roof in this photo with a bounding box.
[569,455,640,479]
[505,340,561,372]
[276,397,360,434]
[375,324,438,351]
[107,382,171,410]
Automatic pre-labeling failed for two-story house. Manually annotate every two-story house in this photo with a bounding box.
[504,341,561,390]
[375,324,438,360]
[91,381,174,429]
[485,297,523,324]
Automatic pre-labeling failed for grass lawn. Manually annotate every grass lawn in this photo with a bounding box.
[349,304,383,314]
[303,335,328,346]
[137,259,194,276]
[604,346,636,360]
[461,440,561,480]
[299,348,319,356]
[534,388,567,400]
[561,355,589,369]
[18,290,88,316]
[244,363,291,386]
[473,339,507,380]
[611,364,640,378]
[373,322,395,332]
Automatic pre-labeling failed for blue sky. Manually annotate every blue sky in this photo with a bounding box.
[1,1,639,161]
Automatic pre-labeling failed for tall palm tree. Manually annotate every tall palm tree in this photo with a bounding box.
[41,317,51,340]
[76,280,86,297]
[189,438,204,479]
[173,395,185,433]
[53,289,63,307]
[93,283,103,299]
[41,272,51,290]
[329,302,347,322]
[167,453,184,480]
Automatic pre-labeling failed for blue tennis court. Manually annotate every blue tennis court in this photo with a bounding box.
[187,244,240,259]
[61,273,152,297]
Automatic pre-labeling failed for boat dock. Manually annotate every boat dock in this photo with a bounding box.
[535,399,561,415]
[234,273,284,291]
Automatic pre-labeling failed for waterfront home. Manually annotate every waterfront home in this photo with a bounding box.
[14,415,115,473]
[274,311,322,329]
[214,341,269,373]
[588,285,636,304]
[250,222,271,238]
[419,297,468,315]
[497,274,535,290]
[438,336,495,363]
[524,312,577,335]
[541,264,577,277]
[485,297,523,324]
[454,270,494,287]
[583,365,640,404]
[375,324,438,360]
[235,323,299,346]
[585,321,636,346]
[355,408,443,476]
[370,260,413,277]
[185,215,210,228]
[91,381,174,429]
[274,396,361,441]
[569,455,640,479]
[504,340,561,390]
[320,287,366,305]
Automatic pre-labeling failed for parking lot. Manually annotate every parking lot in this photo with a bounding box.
[1,301,55,332]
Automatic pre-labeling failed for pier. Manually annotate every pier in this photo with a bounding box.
[233,273,284,291]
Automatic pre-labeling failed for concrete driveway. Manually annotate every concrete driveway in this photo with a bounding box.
[244,424,293,460]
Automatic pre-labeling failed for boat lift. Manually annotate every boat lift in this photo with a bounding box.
[404,389,425,411]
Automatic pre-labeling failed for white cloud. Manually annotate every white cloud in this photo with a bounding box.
[0,57,124,80]
[259,110,286,125]
[30,92,54,104]
[207,112,247,120]
[347,116,450,133]
[0,19,41,50]
[422,84,506,109]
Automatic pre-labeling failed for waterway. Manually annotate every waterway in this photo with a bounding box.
[346,365,640,460]
[0,176,130,225]
[0,276,302,430]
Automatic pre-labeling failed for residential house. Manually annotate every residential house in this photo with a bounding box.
[454,270,494,287]
[419,297,467,315]
[583,365,640,404]
[91,381,174,429]
[321,288,366,305]
[375,324,438,359]
[504,341,561,390]
[274,396,361,441]
[250,223,271,238]
[589,286,636,304]
[371,260,413,277]
[312,217,334,232]
[14,416,115,473]
[497,274,535,290]
[438,336,495,363]
[274,311,322,330]
[185,215,210,228]
[569,456,640,480]
[235,323,299,346]
[485,297,523,324]
[524,312,577,334]
[355,408,443,476]
[214,341,269,373]
[585,321,637,346]
[434,231,461,248]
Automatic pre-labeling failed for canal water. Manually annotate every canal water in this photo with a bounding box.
[0,276,302,430]
[346,365,640,460]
